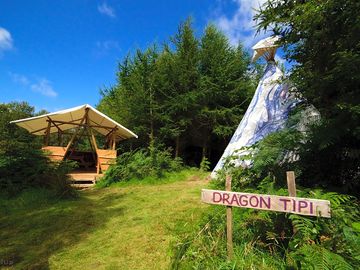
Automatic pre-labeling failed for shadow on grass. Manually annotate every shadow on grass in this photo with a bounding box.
[0,188,125,270]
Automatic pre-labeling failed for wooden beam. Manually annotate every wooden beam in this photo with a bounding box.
[67,125,87,158]
[90,130,98,151]
[44,121,51,146]
[105,126,118,137]
[112,133,116,150]
[85,112,97,165]
[31,118,126,140]
[47,116,62,132]
[87,110,99,174]
[31,126,48,134]
[286,171,297,197]
[89,128,100,174]
[105,136,111,149]
[58,130,63,146]
[51,120,114,131]
[60,132,92,136]
[53,117,83,127]
[65,109,89,155]
[30,117,84,134]
[225,175,234,260]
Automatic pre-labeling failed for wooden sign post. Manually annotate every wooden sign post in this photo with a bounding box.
[202,171,331,260]
[287,171,296,197]
[225,175,233,260]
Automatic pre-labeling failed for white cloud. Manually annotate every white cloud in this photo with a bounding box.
[31,79,57,97]
[98,2,116,18]
[214,0,268,48]
[0,27,13,55]
[9,72,58,97]
[9,72,30,86]
[96,40,120,51]
[95,40,120,57]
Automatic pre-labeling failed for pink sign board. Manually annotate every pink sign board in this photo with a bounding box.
[201,189,331,218]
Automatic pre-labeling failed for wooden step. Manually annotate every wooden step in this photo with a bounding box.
[70,183,95,189]
[68,173,103,181]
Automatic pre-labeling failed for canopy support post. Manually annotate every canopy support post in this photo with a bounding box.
[105,127,118,150]
[58,130,63,146]
[112,133,116,150]
[65,108,89,155]
[89,129,100,174]
[44,121,51,146]
[85,113,97,168]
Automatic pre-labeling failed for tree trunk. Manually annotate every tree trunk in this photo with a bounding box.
[175,136,180,158]
[202,145,207,160]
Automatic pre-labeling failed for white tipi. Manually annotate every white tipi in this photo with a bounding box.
[211,36,297,177]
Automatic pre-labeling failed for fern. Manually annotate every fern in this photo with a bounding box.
[289,214,318,241]
[291,245,353,270]
[320,192,354,208]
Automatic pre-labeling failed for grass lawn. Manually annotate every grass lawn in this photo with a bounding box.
[0,169,208,270]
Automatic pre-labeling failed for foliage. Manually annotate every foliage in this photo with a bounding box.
[199,157,211,172]
[0,102,76,197]
[255,0,360,195]
[98,147,183,186]
[172,171,360,269]
[98,19,257,166]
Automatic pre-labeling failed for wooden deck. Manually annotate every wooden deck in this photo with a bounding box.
[68,171,103,188]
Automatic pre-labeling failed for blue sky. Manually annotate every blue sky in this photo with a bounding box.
[0,0,271,112]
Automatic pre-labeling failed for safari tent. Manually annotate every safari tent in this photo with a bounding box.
[11,104,137,183]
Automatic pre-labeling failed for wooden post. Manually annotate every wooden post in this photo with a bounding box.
[226,175,234,260]
[44,120,51,146]
[65,109,88,154]
[287,171,297,233]
[286,171,297,197]
[89,129,100,174]
[112,133,116,150]
[58,130,62,146]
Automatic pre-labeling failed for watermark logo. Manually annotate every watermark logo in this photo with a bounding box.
[0,258,14,266]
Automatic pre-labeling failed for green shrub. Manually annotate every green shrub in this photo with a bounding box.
[0,139,77,197]
[200,157,211,172]
[98,147,183,186]
[0,102,76,197]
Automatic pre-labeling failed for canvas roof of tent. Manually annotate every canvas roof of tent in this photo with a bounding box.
[10,104,138,141]
[251,36,281,62]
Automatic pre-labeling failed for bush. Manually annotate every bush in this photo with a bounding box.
[0,140,77,198]
[98,147,183,186]
[0,102,76,198]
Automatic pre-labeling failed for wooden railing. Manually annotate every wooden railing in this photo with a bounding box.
[96,149,117,173]
[42,146,67,161]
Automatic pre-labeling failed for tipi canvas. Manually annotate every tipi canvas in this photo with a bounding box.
[211,36,297,177]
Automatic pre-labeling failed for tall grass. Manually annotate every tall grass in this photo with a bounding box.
[170,174,360,269]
